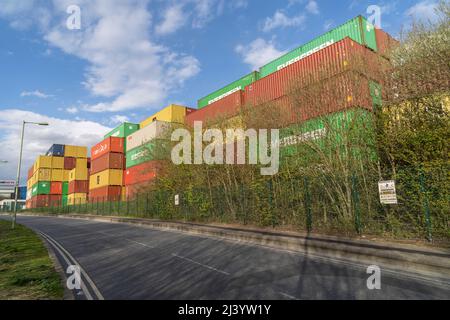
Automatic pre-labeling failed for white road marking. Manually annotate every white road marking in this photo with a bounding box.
[40,232,105,300]
[39,232,93,300]
[172,253,230,276]
[279,292,298,300]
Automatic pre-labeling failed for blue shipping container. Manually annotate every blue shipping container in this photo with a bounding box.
[46,144,65,157]
[18,186,27,200]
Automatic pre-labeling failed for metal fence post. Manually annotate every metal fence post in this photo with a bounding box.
[352,174,362,235]
[303,176,312,233]
[419,171,433,242]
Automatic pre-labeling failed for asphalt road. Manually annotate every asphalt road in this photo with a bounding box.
[2,215,449,300]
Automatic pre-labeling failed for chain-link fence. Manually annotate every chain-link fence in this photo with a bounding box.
[25,164,449,242]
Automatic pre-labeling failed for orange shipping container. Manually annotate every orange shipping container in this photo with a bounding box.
[91,137,124,160]
[50,182,63,195]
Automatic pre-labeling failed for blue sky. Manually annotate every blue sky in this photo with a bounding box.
[0,0,441,182]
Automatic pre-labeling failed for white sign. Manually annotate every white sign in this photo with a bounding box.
[174,194,180,206]
[0,180,15,189]
[378,180,398,205]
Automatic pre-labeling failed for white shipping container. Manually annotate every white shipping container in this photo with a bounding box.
[26,189,32,200]
[126,120,175,152]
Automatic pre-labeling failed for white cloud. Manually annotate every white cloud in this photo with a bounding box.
[0,109,111,183]
[236,38,287,70]
[156,5,189,35]
[21,90,53,99]
[262,10,306,32]
[405,0,439,22]
[1,0,201,113]
[110,115,130,125]
[306,1,320,15]
[66,107,78,114]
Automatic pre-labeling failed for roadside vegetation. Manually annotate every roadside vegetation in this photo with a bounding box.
[0,220,64,300]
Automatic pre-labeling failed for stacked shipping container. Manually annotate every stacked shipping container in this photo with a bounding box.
[89,136,127,202]
[123,105,191,199]
[26,145,89,209]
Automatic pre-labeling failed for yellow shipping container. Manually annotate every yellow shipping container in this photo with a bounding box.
[89,169,123,189]
[51,169,64,182]
[140,104,191,128]
[51,156,65,169]
[64,145,78,158]
[76,158,88,170]
[35,156,52,169]
[35,168,51,182]
[69,167,88,182]
[77,146,88,158]
[63,170,71,182]
[27,179,33,190]
[68,193,87,205]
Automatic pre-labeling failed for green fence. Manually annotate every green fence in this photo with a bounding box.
[26,164,449,242]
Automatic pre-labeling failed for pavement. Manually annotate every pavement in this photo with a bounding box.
[1,215,449,300]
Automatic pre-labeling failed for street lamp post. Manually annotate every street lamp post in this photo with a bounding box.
[12,121,48,229]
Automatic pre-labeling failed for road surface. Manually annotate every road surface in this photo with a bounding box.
[2,215,449,300]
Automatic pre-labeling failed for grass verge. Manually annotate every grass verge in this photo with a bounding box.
[0,219,64,300]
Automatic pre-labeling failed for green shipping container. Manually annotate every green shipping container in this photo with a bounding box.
[279,108,377,163]
[126,140,170,169]
[259,16,378,78]
[62,195,68,206]
[62,182,69,195]
[104,122,140,139]
[198,71,259,109]
[31,182,51,196]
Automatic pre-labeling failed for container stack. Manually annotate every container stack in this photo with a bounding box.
[186,16,396,130]
[26,144,89,209]
[123,105,192,199]
[88,123,139,202]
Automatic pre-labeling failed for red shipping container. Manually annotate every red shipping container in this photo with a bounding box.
[125,182,149,200]
[91,137,124,160]
[185,91,243,127]
[49,195,62,207]
[64,157,77,170]
[375,28,399,59]
[69,180,89,194]
[90,152,124,175]
[259,71,376,127]
[35,195,50,208]
[124,161,164,186]
[50,182,63,195]
[245,37,386,109]
[89,186,122,202]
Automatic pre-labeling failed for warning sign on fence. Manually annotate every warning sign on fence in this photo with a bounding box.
[378,180,398,205]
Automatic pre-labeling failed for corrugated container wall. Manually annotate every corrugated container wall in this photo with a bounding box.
[375,28,399,58]
[126,120,177,152]
[90,153,124,175]
[245,37,387,110]
[253,71,379,127]
[46,144,65,157]
[197,71,258,109]
[185,91,243,127]
[104,122,140,139]
[140,105,195,128]
[124,161,164,186]
[259,16,377,78]
[91,137,124,160]
[89,186,122,202]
